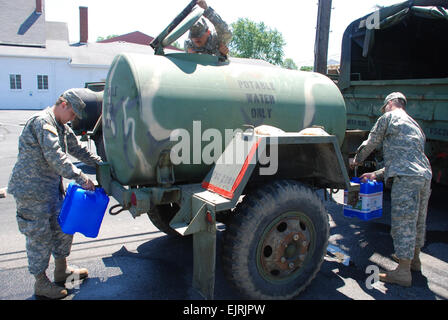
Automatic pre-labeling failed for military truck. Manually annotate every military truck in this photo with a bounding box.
[338,0,448,184]
[93,1,360,299]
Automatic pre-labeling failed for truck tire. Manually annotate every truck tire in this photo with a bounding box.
[147,203,181,237]
[222,180,329,299]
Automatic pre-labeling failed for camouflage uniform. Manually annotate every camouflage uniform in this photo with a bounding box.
[184,6,232,57]
[8,107,101,275]
[354,108,432,260]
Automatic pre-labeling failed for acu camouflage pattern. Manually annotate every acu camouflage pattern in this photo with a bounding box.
[184,6,232,56]
[354,108,432,181]
[391,176,431,259]
[8,107,101,199]
[8,107,101,275]
[16,196,72,275]
[354,108,432,260]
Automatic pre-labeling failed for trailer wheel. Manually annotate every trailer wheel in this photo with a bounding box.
[222,180,329,299]
[147,203,181,237]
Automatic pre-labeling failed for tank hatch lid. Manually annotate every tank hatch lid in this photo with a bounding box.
[150,0,204,55]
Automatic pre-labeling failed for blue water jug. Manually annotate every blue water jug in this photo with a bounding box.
[343,177,383,221]
[58,182,110,238]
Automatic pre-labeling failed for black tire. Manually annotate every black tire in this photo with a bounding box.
[222,180,329,299]
[147,203,181,237]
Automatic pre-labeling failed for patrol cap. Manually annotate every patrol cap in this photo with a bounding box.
[62,89,86,119]
[380,92,407,113]
[189,18,209,39]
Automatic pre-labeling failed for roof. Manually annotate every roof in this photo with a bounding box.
[45,21,69,41]
[97,31,182,51]
[0,39,159,67]
[0,1,178,67]
[0,0,46,47]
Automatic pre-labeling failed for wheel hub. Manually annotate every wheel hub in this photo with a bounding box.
[257,214,312,281]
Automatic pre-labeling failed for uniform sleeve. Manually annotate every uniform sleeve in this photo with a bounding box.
[373,167,385,181]
[66,127,102,166]
[184,39,195,53]
[203,7,232,46]
[354,114,389,164]
[35,119,89,186]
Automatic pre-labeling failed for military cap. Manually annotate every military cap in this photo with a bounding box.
[381,92,407,113]
[62,89,86,119]
[189,18,209,39]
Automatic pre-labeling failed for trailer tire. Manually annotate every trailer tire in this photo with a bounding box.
[222,180,329,299]
[147,203,181,237]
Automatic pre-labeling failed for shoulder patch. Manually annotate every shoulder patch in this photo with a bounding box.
[43,123,58,136]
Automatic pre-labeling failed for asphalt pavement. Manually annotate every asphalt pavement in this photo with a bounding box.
[0,110,447,301]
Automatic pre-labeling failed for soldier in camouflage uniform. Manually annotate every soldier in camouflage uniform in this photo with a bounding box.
[8,89,102,299]
[184,0,232,59]
[352,92,432,287]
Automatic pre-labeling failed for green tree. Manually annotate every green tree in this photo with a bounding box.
[171,41,183,50]
[282,58,298,70]
[300,66,313,72]
[229,18,286,66]
[96,34,119,42]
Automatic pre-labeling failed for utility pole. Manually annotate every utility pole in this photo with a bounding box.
[314,0,332,75]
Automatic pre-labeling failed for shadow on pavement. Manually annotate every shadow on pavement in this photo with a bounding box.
[67,184,447,300]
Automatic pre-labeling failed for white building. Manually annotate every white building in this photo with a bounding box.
[0,0,157,109]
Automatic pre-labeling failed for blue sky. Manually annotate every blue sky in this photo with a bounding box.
[45,0,405,67]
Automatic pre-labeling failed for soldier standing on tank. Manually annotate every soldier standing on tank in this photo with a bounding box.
[184,0,232,59]
[351,92,432,287]
[8,89,102,299]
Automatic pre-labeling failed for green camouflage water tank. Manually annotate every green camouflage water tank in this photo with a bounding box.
[103,52,346,186]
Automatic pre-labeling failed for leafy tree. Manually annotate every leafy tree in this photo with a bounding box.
[282,58,298,70]
[229,18,286,66]
[300,66,313,72]
[171,41,183,50]
[96,35,119,42]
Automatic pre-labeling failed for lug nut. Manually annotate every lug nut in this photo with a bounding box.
[280,257,286,263]
[293,234,299,241]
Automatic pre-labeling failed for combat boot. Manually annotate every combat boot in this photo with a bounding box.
[379,259,412,287]
[34,272,68,299]
[54,258,89,285]
[391,247,421,272]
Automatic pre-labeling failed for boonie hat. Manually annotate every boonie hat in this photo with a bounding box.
[189,18,209,39]
[380,92,407,113]
[62,89,86,119]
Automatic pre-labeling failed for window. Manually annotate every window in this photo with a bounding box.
[9,74,22,90]
[37,75,48,90]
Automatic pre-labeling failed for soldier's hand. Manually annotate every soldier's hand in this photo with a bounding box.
[360,172,376,182]
[82,178,96,191]
[219,43,229,55]
[349,158,360,169]
[197,0,208,10]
